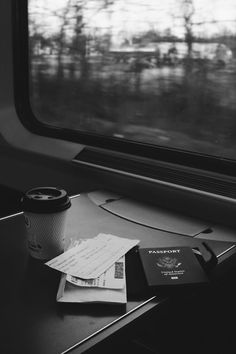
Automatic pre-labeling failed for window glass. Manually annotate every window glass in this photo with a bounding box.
[29,0,236,159]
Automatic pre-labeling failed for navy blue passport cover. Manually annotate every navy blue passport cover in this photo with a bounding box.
[139,246,209,287]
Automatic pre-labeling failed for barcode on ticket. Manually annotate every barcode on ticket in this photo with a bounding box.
[114,262,124,279]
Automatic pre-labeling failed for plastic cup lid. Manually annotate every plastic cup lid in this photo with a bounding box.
[21,187,71,213]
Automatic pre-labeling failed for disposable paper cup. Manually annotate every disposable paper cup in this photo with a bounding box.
[21,187,71,260]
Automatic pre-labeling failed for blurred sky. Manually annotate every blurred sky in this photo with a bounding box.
[29,0,236,40]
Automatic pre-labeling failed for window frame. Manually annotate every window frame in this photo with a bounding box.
[12,0,236,180]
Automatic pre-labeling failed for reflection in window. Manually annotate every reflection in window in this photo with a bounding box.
[29,0,236,158]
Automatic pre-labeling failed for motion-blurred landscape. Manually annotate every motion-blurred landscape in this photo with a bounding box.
[29,0,236,158]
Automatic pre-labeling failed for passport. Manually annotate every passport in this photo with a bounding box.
[139,246,209,288]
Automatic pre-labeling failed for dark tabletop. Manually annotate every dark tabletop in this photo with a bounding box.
[0,193,235,354]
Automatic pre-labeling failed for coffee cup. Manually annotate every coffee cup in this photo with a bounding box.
[21,187,71,260]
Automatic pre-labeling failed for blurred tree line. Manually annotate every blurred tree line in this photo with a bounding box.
[28,0,236,155]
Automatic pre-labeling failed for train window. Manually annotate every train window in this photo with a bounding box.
[14,1,236,181]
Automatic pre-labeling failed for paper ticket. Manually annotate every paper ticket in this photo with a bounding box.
[46,233,139,279]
